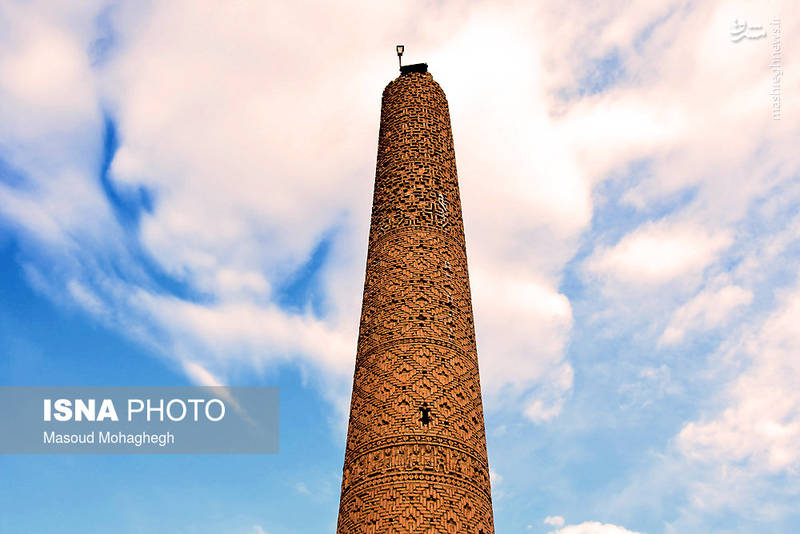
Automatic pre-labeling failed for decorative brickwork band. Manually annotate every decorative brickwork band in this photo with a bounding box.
[336,70,495,533]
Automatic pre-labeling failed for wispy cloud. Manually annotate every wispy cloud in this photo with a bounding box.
[586,222,732,288]
[679,282,800,475]
[659,283,753,345]
[294,482,311,496]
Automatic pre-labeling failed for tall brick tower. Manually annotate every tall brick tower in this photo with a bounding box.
[336,62,495,533]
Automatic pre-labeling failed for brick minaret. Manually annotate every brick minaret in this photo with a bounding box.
[336,64,495,533]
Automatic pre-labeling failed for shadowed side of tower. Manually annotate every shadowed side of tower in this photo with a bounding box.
[336,66,495,533]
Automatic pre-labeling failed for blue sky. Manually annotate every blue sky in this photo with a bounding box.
[1,1,798,533]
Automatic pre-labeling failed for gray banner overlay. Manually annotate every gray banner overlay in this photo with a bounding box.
[0,387,279,454]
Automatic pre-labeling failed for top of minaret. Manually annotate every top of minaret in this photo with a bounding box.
[400,62,428,75]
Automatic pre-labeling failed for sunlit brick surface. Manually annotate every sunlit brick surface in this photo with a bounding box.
[336,71,495,533]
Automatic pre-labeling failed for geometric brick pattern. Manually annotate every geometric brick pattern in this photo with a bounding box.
[336,70,495,533]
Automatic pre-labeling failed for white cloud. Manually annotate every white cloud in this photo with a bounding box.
[0,2,101,137]
[544,515,566,527]
[489,469,503,486]
[678,283,800,475]
[550,521,642,534]
[660,284,753,345]
[523,362,574,424]
[181,361,224,388]
[133,291,354,377]
[618,364,675,409]
[586,222,732,287]
[252,526,267,534]
[66,279,109,318]
[471,269,573,399]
